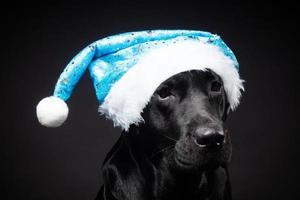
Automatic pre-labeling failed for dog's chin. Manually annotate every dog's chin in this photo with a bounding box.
[174,156,197,170]
[173,152,202,171]
[173,145,232,171]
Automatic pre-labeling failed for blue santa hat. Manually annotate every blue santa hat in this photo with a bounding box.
[36,30,244,130]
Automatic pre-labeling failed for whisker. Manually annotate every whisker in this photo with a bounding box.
[161,134,177,143]
[151,145,174,159]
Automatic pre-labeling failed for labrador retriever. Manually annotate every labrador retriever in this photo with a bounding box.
[95,69,232,200]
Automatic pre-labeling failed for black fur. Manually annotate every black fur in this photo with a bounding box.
[95,70,232,200]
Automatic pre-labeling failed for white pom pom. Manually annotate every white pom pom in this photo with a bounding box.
[36,96,69,127]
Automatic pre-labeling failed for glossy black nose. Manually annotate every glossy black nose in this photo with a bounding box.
[193,131,225,147]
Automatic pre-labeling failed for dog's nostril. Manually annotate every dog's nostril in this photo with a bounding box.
[193,132,225,147]
[194,137,209,147]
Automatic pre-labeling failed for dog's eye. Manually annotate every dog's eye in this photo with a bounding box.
[210,81,222,93]
[157,86,173,99]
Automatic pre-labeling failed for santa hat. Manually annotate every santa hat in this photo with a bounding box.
[36,30,244,130]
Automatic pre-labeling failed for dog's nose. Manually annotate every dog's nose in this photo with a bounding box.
[193,130,225,147]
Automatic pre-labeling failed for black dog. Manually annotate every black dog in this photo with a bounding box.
[95,70,232,200]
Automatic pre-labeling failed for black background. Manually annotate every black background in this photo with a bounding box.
[1,1,299,199]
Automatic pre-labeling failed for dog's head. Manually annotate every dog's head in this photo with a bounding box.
[140,70,232,170]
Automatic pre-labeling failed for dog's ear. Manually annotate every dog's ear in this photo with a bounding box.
[208,69,230,122]
[222,103,230,121]
[221,91,230,121]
